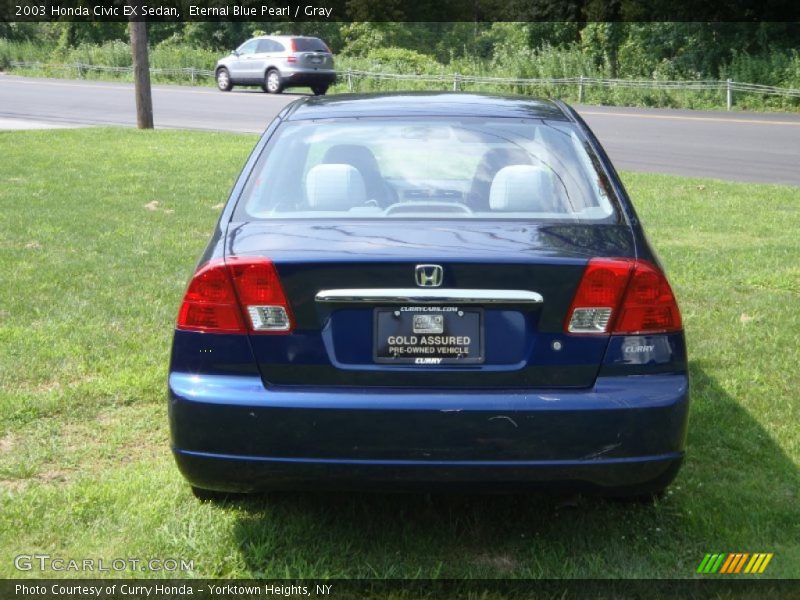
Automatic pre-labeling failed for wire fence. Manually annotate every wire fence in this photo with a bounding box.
[10,61,800,109]
[10,61,215,84]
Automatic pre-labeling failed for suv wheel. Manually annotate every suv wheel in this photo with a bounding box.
[312,85,329,96]
[216,68,233,92]
[265,69,283,94]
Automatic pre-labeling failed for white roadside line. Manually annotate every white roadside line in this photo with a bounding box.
[580,110,800,127]
[0,77,267,97]
[0,117,80,130]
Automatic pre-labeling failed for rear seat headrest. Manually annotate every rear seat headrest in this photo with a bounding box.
[306,164,366,210]
[489,165,559,212]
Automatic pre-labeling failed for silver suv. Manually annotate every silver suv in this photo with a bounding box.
[215,35,335,95]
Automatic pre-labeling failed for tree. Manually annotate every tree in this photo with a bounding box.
[129,20,153,129]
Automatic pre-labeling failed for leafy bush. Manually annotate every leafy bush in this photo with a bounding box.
[57,40,132,68]
[724,50,800,88]
[362,47,442,74]
[0,39,51,69]
[151,40,219,72]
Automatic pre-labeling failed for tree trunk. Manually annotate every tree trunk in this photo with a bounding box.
[129,20,153,129]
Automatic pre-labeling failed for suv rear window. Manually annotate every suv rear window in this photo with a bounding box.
[236,117,618,222]
[291,38,328,52]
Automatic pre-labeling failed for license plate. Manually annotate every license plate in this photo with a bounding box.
[310,56,323,64]
[374,307,484,364]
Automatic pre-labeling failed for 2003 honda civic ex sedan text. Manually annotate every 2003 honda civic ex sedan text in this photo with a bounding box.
[169,93,689,500]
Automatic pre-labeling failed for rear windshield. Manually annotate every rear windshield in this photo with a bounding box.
[291,38,328,52]
[236,117,618,221]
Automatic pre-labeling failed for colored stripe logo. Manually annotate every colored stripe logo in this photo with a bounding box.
[697,553,773,574]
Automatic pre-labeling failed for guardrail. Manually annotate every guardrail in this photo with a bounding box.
[9,61,800,109]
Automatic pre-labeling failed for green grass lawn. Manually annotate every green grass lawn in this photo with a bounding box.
[0,128,798,579]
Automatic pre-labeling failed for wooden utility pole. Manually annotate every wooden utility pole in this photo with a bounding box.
[129,19,153,129]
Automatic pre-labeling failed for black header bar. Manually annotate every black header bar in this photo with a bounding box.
[2,0,800,22]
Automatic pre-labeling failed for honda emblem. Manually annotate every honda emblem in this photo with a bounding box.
[415,264,443,288]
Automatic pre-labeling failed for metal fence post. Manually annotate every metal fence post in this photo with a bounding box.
[190,68,195,85]
[453,73,460,91]
[578,75,585,103]
[346,69,353,92]
[726,79,733,111]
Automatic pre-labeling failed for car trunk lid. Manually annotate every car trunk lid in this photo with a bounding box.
[226,220,636,389]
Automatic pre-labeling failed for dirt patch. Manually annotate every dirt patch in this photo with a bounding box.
[0,433,15,455]
[472,553,518,573]
[34,380,63,393]
[95,411,119,426]
[0,478,27,493]
[0,468,74,493]
[32,373,98,395]
[38,469,70,483]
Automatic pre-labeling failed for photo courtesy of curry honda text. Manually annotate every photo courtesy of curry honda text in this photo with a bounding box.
[168,93,688,500]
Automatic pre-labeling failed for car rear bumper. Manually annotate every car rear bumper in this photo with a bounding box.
[174,450,683,495]
[280,69,336,87]
[169,373,688,494]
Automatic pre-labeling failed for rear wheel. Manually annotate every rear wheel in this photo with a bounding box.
[264,69,283,94]
[216,68,233,92]
[312,85,329,96]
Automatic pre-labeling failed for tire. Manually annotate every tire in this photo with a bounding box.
[264,69,283,94]
[216,68,233,92]
[312,85,329,96]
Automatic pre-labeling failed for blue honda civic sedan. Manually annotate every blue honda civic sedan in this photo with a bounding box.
[169,93,688,500]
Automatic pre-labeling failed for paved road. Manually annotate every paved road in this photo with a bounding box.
[2,74,799,185]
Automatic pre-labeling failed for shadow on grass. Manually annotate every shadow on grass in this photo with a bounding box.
[228,365,798,579]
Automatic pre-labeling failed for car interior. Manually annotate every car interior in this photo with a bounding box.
[241,121,616,221]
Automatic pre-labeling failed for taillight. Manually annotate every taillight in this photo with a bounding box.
[565,259,632,333]
[176,257,293,334]
[177,259,245,333]
[565,258,681,335]
[289,39,297,52]
[286,56,297,63]
[614,260,682,334]
[226,257,293,332]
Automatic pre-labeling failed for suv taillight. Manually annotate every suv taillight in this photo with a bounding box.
[565,258,682,335]
[177,257,294,334]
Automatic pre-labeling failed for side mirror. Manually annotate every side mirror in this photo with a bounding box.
[231,50,239,57]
